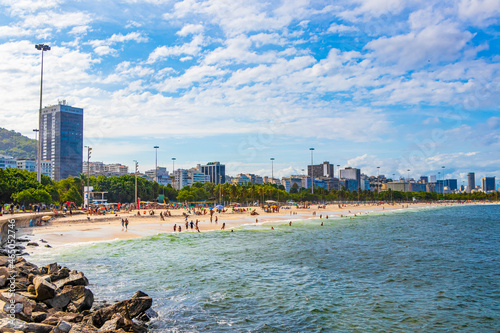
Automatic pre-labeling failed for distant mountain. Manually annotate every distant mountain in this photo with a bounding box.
[0,127,37,160]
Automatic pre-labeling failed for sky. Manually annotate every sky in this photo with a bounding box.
[0,0,499,186]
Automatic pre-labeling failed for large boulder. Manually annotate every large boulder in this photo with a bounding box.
[54,272,88,289]
[33,276,58,301]
[86,292,152,328]
[68,322,99,332]
[45,285,93,313]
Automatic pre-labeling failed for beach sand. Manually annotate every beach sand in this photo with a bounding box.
[15,202,459,248]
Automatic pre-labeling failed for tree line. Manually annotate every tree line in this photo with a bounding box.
[1,169,498,207]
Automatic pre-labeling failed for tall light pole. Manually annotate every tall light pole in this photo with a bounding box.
[270,158,275,184]
[84,146,91,208]
[33,129,39,174]
[134,160,139,209]
[441,166,445,196]
[309,148,315,194]
[392,173,395,202]
[154,146,159,182]
[35,43,50,183]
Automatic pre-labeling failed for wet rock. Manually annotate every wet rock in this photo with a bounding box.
[54,272,88,289]
[27,242,39,247]
[31,311,48,323]
[33,276,58,301]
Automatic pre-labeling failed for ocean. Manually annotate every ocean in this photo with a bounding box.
[29,205,500,332]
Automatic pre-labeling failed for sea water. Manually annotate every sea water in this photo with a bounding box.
[29,205,499,332]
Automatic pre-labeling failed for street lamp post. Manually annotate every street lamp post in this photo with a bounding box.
[441,166,445,196]
[134,160,139,209]
[309,148,315,194]
[84,146,91,209]
[154,146,159,182]
[270,158,275,184]
[35,43,50,183]
[407,169,410,201]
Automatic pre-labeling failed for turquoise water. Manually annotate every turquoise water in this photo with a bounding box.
[30,205,499,332]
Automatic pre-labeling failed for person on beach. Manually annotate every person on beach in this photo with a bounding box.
[121,219,124,229]
[179,226,182,232]
[289,221,292,226]
[125,218,129,231]
[173,224,177,232]
[221,222,225,230]
[215,216,218,224]
[190,221,194,229]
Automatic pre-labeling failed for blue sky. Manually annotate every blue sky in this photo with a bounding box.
[0,0,499,186]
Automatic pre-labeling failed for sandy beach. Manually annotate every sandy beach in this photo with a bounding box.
[13,201,469,248]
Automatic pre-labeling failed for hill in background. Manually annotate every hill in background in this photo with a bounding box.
[0,127,37,159]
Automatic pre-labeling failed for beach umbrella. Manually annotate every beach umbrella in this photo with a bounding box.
[216,204,223,209]
[265,200,277,203]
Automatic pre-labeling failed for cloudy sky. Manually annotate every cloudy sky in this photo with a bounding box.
[1,0,499,185]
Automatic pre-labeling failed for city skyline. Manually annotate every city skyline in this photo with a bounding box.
[0,1,499,184]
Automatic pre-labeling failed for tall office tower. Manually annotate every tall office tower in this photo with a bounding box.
[40,101,83,181]
[340,167,361,189]
[308,161,335,178]
[198,162,226,184]
[481,177,495,192]
[467,172,475,193]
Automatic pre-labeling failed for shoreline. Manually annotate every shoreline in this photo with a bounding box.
[16,201,495,252]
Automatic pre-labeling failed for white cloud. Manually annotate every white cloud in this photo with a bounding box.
[0,25,30,37]
[365,22,473,70]
[22,10,94,30]
[177,23,204,36]
[458,0,500,27]
[327,23,357,33]
[147,34,204,62]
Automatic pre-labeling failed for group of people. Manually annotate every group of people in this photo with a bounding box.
[173,219,201,233]
[121,218,129,231]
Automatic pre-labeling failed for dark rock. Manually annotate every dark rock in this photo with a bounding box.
[39,239,48,243]
[24,322,54,333]
[45,263,59,274]
[132,290,149,299]
[32,311,48,322]
[50,267,70,282]
[54,272,88,289]
[45,244,52,248]
[40,267,48,274]
[136,307,158,322]
[27,242,39,247]
[28,284,36,294]
[67,322,99,332]
[87,295,152,328]
[33,276,58,301]
[99,313,125,331]
[56,320,72,333]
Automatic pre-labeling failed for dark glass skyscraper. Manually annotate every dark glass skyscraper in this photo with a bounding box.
[198,162,226,184]
[40,101,83,181]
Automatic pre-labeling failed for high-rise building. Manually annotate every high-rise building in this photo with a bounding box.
[40,101,83,181]
[340,167,361,190]
[467,172,475,193]
[481,177,495,192]
[197,162,225,184]
[308,161,335,178]
[444,179,458,191]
